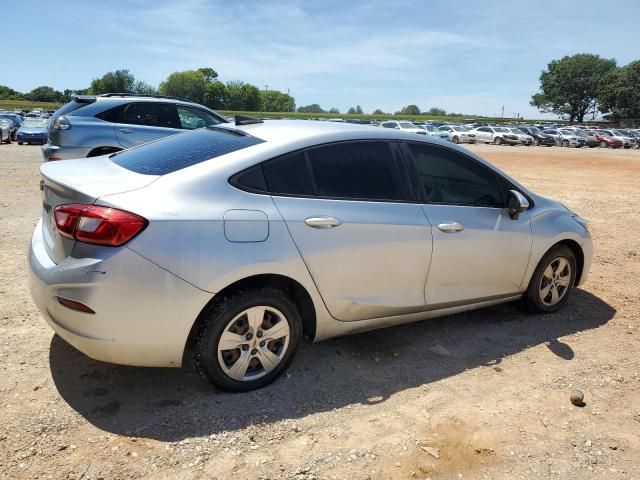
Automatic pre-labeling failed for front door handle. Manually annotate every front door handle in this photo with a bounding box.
[305,216,342,229]
[118,128,134,134]
[437,221,464,233]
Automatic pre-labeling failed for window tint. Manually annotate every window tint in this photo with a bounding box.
[111,127,265,175]
[263,152,315,196]
[382,122,396,128]
[307,142,404,200]
[119,103,180,129]
[231,165,267,192]
[95,105,125,123]
[407,143,504,207]
[177,106,222,129]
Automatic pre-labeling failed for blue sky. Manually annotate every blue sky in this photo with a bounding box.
[4,0,640,118]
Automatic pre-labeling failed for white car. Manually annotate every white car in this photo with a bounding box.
[380,121,426,135]
[438,125,477,144]
[0,120,13,144]
[471,126,519,145]
[506,128,534,146]
[543,129,584,148]
[419,124,450,140]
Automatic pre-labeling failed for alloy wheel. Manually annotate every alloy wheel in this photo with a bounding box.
[538,257,572,307]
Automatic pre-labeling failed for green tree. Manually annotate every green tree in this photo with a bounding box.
[25,86,61,102]
[347,107,357,114]
[133,80,157,95]
[397,105,421,115]
[425,107,447,116]
[224,81,261,111]
[372,109,385,115]
[197,68,219,82]
[89,69,136,94]
[355,105,363,114]
[328,107,340,114]
[531,54,617,122]
[205,81,227,109]
[297,104,325,113]
[260,90,296,112]
[0,85,24,100]
[598,61,640,119]
[159,70,208,103]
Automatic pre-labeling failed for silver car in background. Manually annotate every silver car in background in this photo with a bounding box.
[42,93,226,161]
[29,120,592,391]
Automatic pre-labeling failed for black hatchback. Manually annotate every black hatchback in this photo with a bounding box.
[518,126,555,146]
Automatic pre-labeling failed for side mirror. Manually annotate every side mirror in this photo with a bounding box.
[507,190,529,220]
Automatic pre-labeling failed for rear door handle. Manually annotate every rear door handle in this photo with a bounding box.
[118,128,134,134]
[437,221,464,233]
[305,216,342,229]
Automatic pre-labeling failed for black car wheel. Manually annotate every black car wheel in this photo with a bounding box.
[600,141,607,148]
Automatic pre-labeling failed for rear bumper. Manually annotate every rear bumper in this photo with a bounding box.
[41,143,93,161]
[28,219,213,367]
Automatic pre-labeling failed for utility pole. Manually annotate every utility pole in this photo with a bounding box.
[501,105,504,118]
[264,84,268,93]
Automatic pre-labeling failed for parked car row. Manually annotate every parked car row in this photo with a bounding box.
[0,108,53,145]
[378,119,640,149]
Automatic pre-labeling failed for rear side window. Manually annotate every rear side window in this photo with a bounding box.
[111,127,265,175]
[262,141,406,201]
[119,103,180,129]
[307,142,404,200]
[407,143,504,207]
[53,100,90,118]
[263,152,315,196]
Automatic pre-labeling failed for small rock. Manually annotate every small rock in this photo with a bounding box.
[628,250,637,257]
[570,390,585,407]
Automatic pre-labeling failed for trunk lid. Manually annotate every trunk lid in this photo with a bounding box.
[40,156,159,263]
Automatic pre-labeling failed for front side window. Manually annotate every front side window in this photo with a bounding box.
[119,103,180,129]
[177,106,222,129]
[407,143,504,207]
[262,141,406,201]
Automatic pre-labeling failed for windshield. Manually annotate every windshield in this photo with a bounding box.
[452,126,470,132]
[509,128,525,135]
[423,125,437,132]
[398,122,415,129]
[613,130,626,136]
[494,127,509,133]
[21,119,47,128]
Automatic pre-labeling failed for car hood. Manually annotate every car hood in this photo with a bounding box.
[18,127,47,134]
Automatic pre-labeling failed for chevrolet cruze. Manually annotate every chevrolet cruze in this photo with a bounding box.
[29,119,592,391]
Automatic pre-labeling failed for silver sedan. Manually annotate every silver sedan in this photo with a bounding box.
[29,120,592,391]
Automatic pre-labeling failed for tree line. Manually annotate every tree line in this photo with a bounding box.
[1,67,458,117]
[531,53,640,122]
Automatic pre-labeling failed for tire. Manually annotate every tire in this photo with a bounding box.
[524,245,576,314]
[494,137,503,145]
[561,139,569,147]
[600,141,607,148]
[534,139,541,146]
[4,133,11,144]
[452,136,460,144]
[191,287,302,392]
[17,142,23,145]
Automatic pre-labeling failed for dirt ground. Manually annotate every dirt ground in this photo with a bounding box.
[0,142,639,480]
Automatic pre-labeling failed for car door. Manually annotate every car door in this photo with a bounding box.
[401,142,533,306]
[266,141,433,322]
[114,102,181,148]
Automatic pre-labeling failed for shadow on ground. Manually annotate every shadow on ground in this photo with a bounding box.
[49,289,614,441]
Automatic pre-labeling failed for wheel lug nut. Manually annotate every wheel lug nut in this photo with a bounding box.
[245,333,253,340]
[259,340,266,347]
[241,345,249,351]
[251,348,258,355]
[256,330,263,338]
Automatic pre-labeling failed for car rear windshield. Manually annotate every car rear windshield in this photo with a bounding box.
[111,127,265,175]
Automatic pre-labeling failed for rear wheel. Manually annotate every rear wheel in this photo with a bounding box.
[524,245,576,313]
[192,288,302,392]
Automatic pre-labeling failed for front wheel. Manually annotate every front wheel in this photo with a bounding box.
[17,141,23,145]
[524,245,576,313]
[452,136,460,144]
[192,288,302,392]
[561,139,569,147]
[494,137,503,145]
[600,141,607,148]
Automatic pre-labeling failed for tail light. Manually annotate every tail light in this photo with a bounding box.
[54,204,147,247]
[53,116,71,130]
